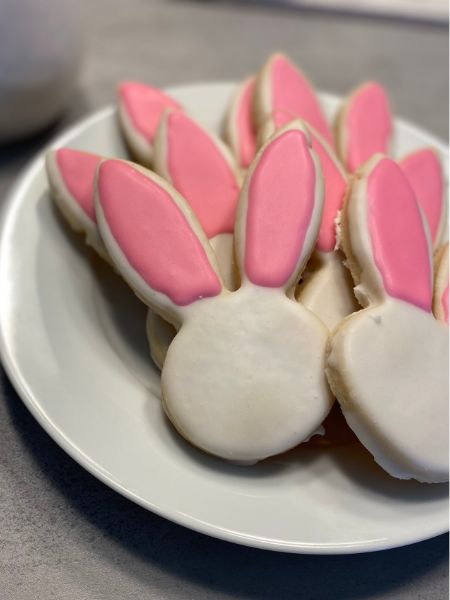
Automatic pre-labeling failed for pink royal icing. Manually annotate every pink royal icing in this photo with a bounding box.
[311,133,347,252]
[367,158,432,312]
[166,111,240,239]
[98,161,222,306]
[271,55,333,147]
[119,82,182,142]
[245,130,315,287]
[399,149,444,245]
[345,82,392,173]
[236,78,257,168]
[443,283,449,324]
[56,148,102,222]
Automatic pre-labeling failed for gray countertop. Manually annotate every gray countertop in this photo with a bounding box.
[0,1,448,598]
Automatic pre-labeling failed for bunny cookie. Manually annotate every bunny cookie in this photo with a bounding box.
[253,53,334,148]
[117,82,182,167]
[147,109,242,368]
[45,148,108,260]
[400,148,446,250]
[223,76,258,171]
[95,122,333,463]
[433,242,449,323]
[326,155,449,482]
[335,82,392,173]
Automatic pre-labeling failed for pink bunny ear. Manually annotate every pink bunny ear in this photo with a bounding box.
[308,127,348,253]
[224,77,257,169]
[118,82,182,144]
[53,148,102,222]
[96,160,223,310]
[153,110,240,239]
[399,148,445,248]
[365,157,433,311]
[337,82,392,173]
[254,54,333,147]
[237,122,322,290]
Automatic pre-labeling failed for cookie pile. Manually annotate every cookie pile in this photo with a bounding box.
[45,53,449,483]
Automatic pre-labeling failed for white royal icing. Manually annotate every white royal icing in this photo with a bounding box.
[163,285,332,462]
[327,298,449,482]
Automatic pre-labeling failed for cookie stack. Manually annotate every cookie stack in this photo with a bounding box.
[45,53,449,483]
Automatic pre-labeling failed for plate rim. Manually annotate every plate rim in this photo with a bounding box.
[0,82,448,555]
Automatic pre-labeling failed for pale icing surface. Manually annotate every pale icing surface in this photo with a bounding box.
[164,111,240,238]
[56,148,101,221]
[443,284,449,323]
[236,78,257,168]
[146,232,236,369]
[297,251,358,330]
[162,285,332,462]
[327,299,449,482]
[97,160,222,306]
[310,130,348,252]
[367,158,432,312]
[118,82,182,142]
[146,310,176,370]
[343,82,392,173]
[433,243,449,324]
[271,55,333,146]
[399,148,445,247]
[244,129,316,287]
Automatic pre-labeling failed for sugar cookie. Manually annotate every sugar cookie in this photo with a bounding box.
[433,242,449,324]
[148,110,242,367]
[223,76,257,170]
[117,82,182,167]
[253,53,333,147]
[45,148,107,259]
[400,148,446,250]
[335,82,392,173]
[95,122,333,463]
[295,126,358,328]
[326,154,449,482]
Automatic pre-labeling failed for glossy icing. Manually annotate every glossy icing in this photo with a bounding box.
[236,78,257,168]
[310,131,347,252]
[327,298,449,482]
[97,160,222,306]
[162,285,332,462]
[56,148,101,221]
[165,111,240,238]
[119,82,182,142]
[399,148,444,246]
[367,158,432,312]
[271,55,333,146]
[344,82,392,173]
[244,129,316,287]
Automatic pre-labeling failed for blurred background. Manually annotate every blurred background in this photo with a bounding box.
[0,0,447,155]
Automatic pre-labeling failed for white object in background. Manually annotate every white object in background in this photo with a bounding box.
[258,0,448,24]
[0,0,82,144]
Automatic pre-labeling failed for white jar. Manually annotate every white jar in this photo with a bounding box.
[0,0,82,143]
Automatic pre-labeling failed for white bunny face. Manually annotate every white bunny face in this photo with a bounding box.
[95,121,333,463]
[326,155,449,483]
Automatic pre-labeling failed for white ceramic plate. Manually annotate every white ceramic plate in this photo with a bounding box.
[0,83,448,554]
